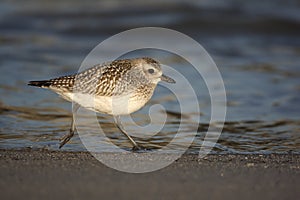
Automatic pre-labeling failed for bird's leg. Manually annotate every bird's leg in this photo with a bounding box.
[59,103,80,148]
[113,115,141,151]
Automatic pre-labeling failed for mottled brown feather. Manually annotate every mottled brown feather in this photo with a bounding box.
[36,58,156,97]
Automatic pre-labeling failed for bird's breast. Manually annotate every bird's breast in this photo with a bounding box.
[63,89,155,116]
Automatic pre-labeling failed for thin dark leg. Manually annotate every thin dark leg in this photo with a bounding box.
[113,115,140,150]
[59,103,80,148]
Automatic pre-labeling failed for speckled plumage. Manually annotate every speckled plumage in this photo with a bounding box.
[28,57,175,149]
[29,57,174,115]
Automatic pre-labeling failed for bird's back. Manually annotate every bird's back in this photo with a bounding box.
[28,59,138,95]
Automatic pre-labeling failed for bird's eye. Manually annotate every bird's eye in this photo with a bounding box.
[148,68,155,74]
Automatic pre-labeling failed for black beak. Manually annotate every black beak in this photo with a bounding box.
[161,74,176,84]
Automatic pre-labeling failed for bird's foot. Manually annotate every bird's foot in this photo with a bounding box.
[131,145,149,152]
[59,130,74,148]
[132,145,141,151]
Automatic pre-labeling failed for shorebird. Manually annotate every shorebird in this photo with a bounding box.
[28,57,175,150]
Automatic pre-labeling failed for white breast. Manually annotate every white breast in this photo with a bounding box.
[59,92,152,116]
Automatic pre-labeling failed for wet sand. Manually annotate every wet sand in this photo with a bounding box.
[1,149,299,200]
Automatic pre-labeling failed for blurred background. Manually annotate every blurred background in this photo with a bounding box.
[0,0,300,153]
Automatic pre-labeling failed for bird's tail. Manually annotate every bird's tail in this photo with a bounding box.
[28,80,52,87]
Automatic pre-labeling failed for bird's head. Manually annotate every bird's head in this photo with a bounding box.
[135,57,176,85]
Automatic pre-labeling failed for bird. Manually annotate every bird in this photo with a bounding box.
[28,57,176,150]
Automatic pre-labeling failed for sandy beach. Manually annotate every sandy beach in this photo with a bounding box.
[1,149,299,200]
[1,0,300,199]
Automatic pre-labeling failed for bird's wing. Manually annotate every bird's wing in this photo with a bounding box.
[29,59,137,97]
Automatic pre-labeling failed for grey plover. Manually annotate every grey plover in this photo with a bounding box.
[28,57,175,150]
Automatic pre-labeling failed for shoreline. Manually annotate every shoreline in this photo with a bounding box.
[1,149,300,200]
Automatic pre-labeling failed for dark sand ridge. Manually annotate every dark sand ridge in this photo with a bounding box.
[1,149,299,200]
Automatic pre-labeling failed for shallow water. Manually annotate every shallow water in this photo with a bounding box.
[0,0,300,154]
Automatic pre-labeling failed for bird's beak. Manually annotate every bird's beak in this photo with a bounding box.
[161,74,176,84]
